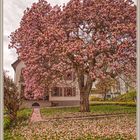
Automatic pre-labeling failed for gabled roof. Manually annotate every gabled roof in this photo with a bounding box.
[11,59,21,71]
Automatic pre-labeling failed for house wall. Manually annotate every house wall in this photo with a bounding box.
[118,76,128,94]
[13,60,80,106]
[20,100,52,109]
[14,61,25,96]
[90,94,103,98]
[48,77,80,106]
[49,80,80,101]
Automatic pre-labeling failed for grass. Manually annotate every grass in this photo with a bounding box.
[41,106,78,116]
[41,105,136,117]
[4,108,32,129]
[4,108,32,140]
[17,108,32,120]
[4,104,136,128]
[90,105,136,114]
[90,101,136,107]
[4,117,11,130]
[4,105,136,140]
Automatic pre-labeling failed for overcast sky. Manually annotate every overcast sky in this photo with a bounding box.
[4,0,69,79]
[4,0,137,80]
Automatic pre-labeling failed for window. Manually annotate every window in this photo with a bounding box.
[64,72,73,80]
[51,87,62,96]
[26,92,34,99]
[64,71,76,81]
[64,87,76,96]
[106,95,111,98]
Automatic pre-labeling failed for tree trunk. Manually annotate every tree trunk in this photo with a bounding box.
[77,72,93,112]
[80,92,90,112]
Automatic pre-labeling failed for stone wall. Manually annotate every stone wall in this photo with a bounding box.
[19,100,80,109]
[20,100,51,109]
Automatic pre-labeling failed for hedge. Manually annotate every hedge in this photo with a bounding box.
[90,101,136,107]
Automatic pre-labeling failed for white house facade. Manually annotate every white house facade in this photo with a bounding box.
[12,59,80,107]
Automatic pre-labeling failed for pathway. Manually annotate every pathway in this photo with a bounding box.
[30,107,43,122]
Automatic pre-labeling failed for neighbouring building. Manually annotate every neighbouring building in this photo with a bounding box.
[90,76,130,99]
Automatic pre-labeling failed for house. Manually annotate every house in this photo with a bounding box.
[12,59,80,108]
[12,59,130,108]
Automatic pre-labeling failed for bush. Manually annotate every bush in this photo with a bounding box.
[112,90,136,102]
[4,116,11,129]
[4,72,22,122]
[17,108,32,121]
[90,101,136,107]
[4,108,32,130]
[89,96,103,101]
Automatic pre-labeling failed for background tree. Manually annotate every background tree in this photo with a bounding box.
[91,77,118,100]
[4,72,21,122]
[117,73,136,92]
[9,0,136,112]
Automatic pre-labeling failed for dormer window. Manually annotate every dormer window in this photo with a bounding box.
[64,71,75,81]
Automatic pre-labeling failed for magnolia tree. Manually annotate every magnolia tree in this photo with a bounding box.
[9,0,136,112]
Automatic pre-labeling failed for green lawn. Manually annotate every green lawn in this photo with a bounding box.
[4,105,136,127]
[41,105,136,118]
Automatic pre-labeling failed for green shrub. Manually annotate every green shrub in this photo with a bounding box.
[4,72,22,122]
[4,108,32,130]
[90,101,136,107]
[112,90,136,102]
[17,108,32,121]
[4,116,11,129]
[89,96,103,101]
